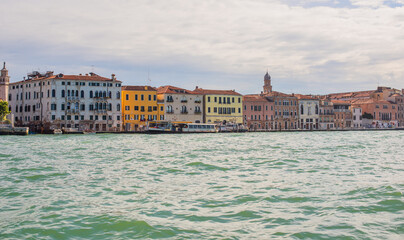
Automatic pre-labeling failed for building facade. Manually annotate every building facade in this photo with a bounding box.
[8,71,122,132]
[332,100,352,129]
[243,94,274,130]
[319,98,334,130]
[122,86,162,131]
[157,86,203,123]
[297,95,320,130]
[193,87,243,124]
[352,107,363,128]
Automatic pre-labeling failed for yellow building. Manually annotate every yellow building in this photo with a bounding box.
[121,86,162,131]
[193,87,243,124]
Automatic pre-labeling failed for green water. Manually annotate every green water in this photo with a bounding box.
[1,132,403,239]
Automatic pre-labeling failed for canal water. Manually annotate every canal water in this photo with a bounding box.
[1,132,403,239]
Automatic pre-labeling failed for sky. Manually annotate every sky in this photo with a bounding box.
[1,0,403,95]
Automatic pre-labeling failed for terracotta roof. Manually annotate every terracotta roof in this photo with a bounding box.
[122,85,156,91]
[193,87,242,96]
[328,90,373,99]
[157,85,199,95]
[295,94,319,100]
[331,100,351,105]
[266,91,295,98]
[351,98,394,105]
[243,94,270,102]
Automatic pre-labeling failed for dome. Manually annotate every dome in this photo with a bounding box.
[264,71,271,81]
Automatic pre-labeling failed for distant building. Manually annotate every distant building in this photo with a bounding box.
[193,87,243,124]
[243,94,274,131]
[296,94,320,130]
[8,71,122,132]
[260,71,298,130]
[121,86,162,131]
[319,98,334,130]
[332,100,352,129]
[157,86,203,123]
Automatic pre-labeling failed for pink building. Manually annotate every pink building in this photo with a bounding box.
[243,94,274,130]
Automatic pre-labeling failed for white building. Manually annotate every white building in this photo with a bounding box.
[7,71,122,132]
[297,95,320,130]
[352,107,363,128]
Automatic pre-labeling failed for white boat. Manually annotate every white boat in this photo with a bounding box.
[53,129,63,134]
[182,123,218,133]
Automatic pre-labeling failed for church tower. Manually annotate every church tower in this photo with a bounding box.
[0,62,10,101]
[263,71,272,94]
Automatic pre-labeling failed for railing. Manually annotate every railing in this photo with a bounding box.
[194,100,201,103]
[181,99,188,103]
[194,110,201,114]
[166,99,174,102]
[67,96,80,101]
[166,111,174,114]
[180,111,188,114]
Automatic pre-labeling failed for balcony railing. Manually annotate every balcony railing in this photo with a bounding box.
[181,99,188,103]
[166,99,174,102]
[166,111,174,114]
[194,110,202,114]
[180,111,188,114]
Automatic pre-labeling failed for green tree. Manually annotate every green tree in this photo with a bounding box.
[0,100,11,121]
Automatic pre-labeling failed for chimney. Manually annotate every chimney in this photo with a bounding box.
[195,86,198,89]
[111,74,116,80]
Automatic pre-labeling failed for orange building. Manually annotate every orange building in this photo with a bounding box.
[121,86,162,131]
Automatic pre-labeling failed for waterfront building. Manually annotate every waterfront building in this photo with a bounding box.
[260,72,298,130]
[332,100,352,129]
[157,85,203,123]
[0,62,10,103]
[193,87,243,124]
[121,86,162,131]
[319,98,334,130]
[243,94,274,131]
[296,95,320,130]
[8,71,122,132]
[330,87,403,128]
[351,107,363,128]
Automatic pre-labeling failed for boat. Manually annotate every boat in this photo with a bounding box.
[83,129,96,135]
[146,121,217,133]
[182,123,218,133]
[53,129,63,134]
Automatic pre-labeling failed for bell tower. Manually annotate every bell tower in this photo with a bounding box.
[0,62,10,101]
[263,71,272,94]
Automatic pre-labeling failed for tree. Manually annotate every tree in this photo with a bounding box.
[0,100,11,121]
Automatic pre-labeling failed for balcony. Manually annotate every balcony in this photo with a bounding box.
[194,110,202,114]
[67,96,80,102]
[181,99,188,103]
[166,99,174,102]
[194,100,201,103]
[166,111,174,114]
[180,111,188,114]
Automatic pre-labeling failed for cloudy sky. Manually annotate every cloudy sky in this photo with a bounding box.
[1,0,403,94]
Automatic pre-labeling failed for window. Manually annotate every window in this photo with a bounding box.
[134,106,139,111]
[208,107,211,113]
[116,92,120,99]
[125,106,130,111]
[208,97,211,102]
[214,107,217,113]
[117,104,120,111]
[61,90,65,98]
[81,90,84,98]
[141,95,144,101]
[126,94,129,100]
[148,95,151,101]
[51,104,57,110]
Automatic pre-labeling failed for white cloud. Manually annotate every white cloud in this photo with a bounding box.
[1,0,403,94]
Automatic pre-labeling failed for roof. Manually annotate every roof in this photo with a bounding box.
[243,94,271,102]
[157,85,199,95]
[351,98,395,105]
[122,85,156,91]
[266,91,295,98]
[331,100,351,105]
[193,87,242,96]
[9,72,121,84]
[328,90,374,99]
[295,94,319,100]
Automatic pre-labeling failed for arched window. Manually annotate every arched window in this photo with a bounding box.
[108,103,112,111]
[95,91,99,98]
[75,102,79,110]
[61,90,65,98]
[81,90,84,98]
[52,89,56,98]
[90,91,93,98]
[116,91,120,99]
[76,90,79,97]
[67,90,71,97]
[108,91,112,98]
[117,104,120,111]
[103,103,107,110]
[103,91,107,98]
[300,105,304,115]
